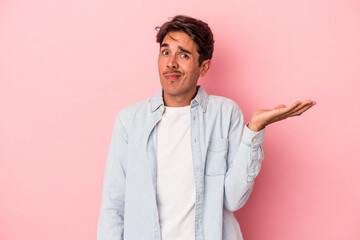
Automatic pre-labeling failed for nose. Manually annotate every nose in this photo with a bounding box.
[167,55,178,69]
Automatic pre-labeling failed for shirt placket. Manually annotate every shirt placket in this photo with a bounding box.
[150,105,164,240]
[190,104,204,240]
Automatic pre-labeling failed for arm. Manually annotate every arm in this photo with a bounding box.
[223,112,265,211]
[97,113,128,240]
[224,99,316,211]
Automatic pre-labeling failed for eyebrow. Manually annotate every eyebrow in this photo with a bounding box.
[178,46,191,55]
[160,43,192,55]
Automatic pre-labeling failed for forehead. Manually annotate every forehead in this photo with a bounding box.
[161,31,197,49]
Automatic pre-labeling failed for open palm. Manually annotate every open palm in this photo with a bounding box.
[248,100,316,131]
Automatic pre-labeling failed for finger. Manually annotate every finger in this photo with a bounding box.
[270,100,315,122]
[274,101,301,114]
[275,104,286,109]
[281,101,315,120]
[266,100,316,125]
[282,100,314,117]
[287,103,315,117]
[264,102,299,121]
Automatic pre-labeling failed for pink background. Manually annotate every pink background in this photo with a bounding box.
[1,0,359,239]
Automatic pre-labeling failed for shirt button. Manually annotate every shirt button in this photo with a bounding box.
[152,119,154,123]
[246,134,250,139]
[252,137,257,142]
[251,160,255,164]
[154,227,158,232]
[194,138,197,143]
[152,107,155,111]
[193,116,195,120]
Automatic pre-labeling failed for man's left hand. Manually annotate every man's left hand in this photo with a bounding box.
[248,100,316,132]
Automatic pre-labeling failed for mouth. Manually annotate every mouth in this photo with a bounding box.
[164,74,181,80]
[163,71,183,80]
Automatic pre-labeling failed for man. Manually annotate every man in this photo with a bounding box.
[97,15,315,240]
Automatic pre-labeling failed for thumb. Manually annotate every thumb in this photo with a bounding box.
[275,104,286,109]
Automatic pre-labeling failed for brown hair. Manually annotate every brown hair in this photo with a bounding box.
[155,15,214,66]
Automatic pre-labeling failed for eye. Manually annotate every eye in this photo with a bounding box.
[180,53,189,59]
[161,50,169,56]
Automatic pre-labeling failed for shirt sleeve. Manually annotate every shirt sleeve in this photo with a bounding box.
[223,111,265,212]
[97,113,127,240]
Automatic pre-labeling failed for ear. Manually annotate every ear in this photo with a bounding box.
[199,59,211,77]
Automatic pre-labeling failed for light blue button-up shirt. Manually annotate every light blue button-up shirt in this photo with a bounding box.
[97,86,265,240]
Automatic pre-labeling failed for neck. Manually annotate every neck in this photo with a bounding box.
[163,95,192,107]
[163,88,197,107]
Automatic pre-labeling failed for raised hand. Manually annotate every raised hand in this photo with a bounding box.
[248,100,316,132]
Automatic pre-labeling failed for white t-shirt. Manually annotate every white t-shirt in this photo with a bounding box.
[156,105,195,240]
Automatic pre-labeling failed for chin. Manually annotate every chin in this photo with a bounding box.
[161,82,179,93]
[163,88,180,96]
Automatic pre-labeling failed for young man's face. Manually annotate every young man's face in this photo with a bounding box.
[158,31,210,106]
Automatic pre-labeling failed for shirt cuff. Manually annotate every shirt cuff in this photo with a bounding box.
[241,123,265,146]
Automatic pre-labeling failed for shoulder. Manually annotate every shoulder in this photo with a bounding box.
[115,98,151,127]
[119,98,151,116]
[207,95,243,120]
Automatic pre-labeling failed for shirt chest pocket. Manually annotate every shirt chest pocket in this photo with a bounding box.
[205,139,228,176]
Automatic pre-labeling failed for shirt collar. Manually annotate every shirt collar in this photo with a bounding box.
[191,86,208,112]
[150,86,209,112]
